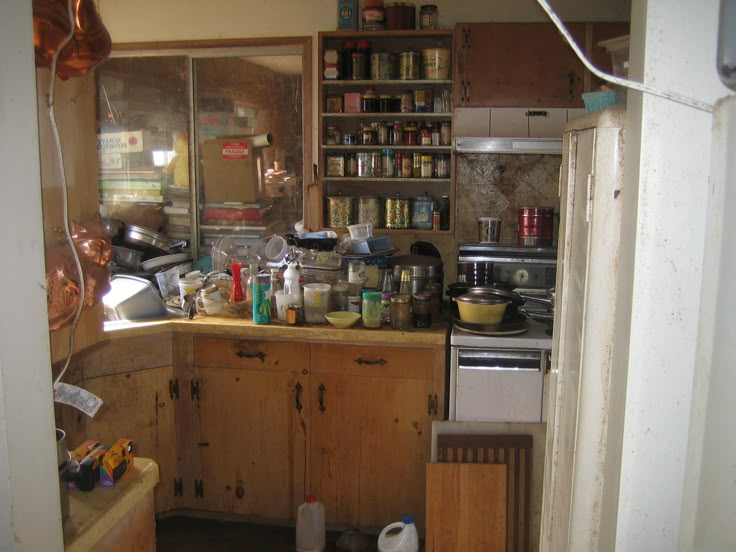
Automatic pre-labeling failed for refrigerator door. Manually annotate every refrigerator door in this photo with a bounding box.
[540,106,627,552]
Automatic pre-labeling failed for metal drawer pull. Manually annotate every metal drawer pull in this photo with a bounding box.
[236,350,266,361]
[294,382,303,413]
[318,383,326,413]
[355,357,387,366]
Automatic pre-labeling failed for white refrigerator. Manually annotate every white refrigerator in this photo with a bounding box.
[539,105,627,552]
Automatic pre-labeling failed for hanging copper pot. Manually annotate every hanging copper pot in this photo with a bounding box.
[33,0,112,79]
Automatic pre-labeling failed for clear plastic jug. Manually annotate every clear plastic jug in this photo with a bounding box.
[377,515,419,552]
[296,495,325,552]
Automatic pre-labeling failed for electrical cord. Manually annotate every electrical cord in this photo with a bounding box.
[48,0,86,387]
[535,0,715,114]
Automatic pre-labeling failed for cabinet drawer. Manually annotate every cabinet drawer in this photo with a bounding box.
[194,336,309,371]
[311,343,439,380]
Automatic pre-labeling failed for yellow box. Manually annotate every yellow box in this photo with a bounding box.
[99,439,135,487]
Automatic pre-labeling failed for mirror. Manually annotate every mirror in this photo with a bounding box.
[94,38,312,261]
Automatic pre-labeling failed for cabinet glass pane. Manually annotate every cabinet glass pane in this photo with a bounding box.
[96,56,191,247]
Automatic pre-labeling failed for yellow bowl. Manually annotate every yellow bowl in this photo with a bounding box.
[324,311,361,329]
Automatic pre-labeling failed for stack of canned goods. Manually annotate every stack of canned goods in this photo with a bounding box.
[325,192,450,230]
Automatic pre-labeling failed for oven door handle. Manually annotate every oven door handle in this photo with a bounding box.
[458,365,541,372]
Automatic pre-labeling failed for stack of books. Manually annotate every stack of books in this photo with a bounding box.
[163,185,192,240]
[99,170,163,204]
[201,199,273,227]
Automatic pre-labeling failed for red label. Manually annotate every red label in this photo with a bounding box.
[221,142,249,159]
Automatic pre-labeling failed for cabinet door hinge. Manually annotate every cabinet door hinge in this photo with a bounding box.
[190,378,200,401]
[427,393,439,416]
[169,379,179,400]
[194,479,204,498]
[173,477,183,497]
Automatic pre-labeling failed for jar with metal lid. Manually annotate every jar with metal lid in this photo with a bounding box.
[421,154,433,178]
[362,0,385,31]
[370,151,382,177]
[440,120,451,145]
[381,148,395,177]
[378,94,393,112]
[351,52,366,80]
[377,120,389,145]
[400,90,414,113]
[412,152,422,177]
[419,4,438,29]
[345,153,358,177]
[390,294,412,330]
[400,152,412,178]
[412,291,432,328]
[404,123,418,145]
[431,124,440,145]
[435,153,450,178]
[362,88,378,112]
[361,291,382,328]
[360,126,377,145]
[357,40,372,78]
[420,127,432,145]
[286,304,304,325]
[391,121,404,144]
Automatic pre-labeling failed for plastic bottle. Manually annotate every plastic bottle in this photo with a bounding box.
[377,515,419,552]
[296,495,326,552]
[283,261,303,305]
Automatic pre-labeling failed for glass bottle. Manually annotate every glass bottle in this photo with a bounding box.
[412,292,432,328]
[399,268,412,296]
[269,267,282,319]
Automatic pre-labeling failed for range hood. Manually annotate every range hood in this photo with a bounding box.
[454,136,563,154]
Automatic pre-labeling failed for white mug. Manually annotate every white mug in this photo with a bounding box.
[195,295,224,316]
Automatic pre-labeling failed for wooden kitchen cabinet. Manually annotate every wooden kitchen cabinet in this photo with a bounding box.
[453,22,629,108]
[61,334,178,514]
[309,343,444,531]
[191,337,309,520]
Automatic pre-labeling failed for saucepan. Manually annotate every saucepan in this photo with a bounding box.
[450,284,555,321]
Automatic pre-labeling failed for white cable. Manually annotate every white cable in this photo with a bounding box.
[49,0,86,386]
[535,0,714,114]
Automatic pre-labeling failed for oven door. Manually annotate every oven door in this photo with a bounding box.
[450,347,546,422]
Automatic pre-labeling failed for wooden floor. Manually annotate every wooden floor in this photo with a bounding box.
[155,515,396,552]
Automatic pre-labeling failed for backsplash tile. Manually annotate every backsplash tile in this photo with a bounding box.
[454,153,561,244]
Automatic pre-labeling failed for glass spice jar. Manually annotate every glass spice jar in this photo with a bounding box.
[412,291,432,328]
[390,294,412,330]
[419,4,438,30]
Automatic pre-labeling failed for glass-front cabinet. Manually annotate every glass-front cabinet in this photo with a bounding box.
[94,39,311,260]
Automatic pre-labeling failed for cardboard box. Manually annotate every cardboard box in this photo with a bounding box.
[202,138,260,203]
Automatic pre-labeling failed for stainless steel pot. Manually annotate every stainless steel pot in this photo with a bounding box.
[389,254,443,295]
[124,225,187,255]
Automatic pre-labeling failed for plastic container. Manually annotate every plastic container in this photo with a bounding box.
[296,495,326,552]
[361,290,382,328]
[304,283,332,324]
[377,515,419,552]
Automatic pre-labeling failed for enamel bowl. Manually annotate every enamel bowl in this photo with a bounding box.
[324,311,361,329]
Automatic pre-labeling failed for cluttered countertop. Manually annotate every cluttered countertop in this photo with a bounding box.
[102,229,451,347]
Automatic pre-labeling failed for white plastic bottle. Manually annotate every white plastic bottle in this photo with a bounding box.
[377,514,419,552]
[296,495,325,552]
[283,261,303,305]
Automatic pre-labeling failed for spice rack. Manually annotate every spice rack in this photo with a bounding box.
[318,30,454,233]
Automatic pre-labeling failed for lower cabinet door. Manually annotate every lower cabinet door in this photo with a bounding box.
[309,344,439,531]
[193,339,309,520]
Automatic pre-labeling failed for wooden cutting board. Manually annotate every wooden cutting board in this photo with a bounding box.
[425,463,507,551]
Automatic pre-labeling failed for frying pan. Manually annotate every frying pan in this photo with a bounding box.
[124,225,187,255]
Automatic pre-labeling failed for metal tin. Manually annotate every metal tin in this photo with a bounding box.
[252,273,271,324]
[326,195,354,227]
[518,206,555,246]
[411,193,436,230]
[371,52,395,80]
[358,195,382,228]
[362,2,385,30]
[385,195,411,229]
[400,90,414,113]
[398,50,421,80]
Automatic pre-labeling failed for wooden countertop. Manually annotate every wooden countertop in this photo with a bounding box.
[63,457,159,551]
[103,315,449,347]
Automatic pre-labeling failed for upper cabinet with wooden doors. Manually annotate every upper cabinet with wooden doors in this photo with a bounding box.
[453,22,630,108]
